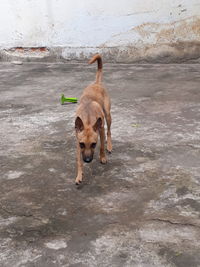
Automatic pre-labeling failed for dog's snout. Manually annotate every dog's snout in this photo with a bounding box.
[83,156,93,163]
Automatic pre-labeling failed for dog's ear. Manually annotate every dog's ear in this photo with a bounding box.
[93,117,102,132]
[75,116,84,132]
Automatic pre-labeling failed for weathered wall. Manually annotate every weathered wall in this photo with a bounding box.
[0,0,200,62]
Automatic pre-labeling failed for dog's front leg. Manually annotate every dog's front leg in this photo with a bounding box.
[99,126,107,164]
[75,142,83,184]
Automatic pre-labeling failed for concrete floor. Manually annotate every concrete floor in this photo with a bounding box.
[0,62,200,267]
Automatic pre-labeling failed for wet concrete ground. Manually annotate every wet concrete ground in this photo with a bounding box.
[0,63,200,267]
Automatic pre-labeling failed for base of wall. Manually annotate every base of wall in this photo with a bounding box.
[1,42,200,63]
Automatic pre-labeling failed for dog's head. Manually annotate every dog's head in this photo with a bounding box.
[75,116,102,163]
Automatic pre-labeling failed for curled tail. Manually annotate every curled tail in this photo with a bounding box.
[88,54,102,84]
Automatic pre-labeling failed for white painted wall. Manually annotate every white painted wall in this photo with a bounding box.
[0,0,200,48]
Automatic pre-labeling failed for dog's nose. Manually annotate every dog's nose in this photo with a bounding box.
[84,157,93,163]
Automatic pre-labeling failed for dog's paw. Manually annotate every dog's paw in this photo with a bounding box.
[75,176,83,185]
[106,148,112,154]
[100,156,107,164]
[107,142,112,153]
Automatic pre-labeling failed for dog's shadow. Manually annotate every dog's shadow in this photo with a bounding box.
[75,142,120,189]
[75,139,157,189]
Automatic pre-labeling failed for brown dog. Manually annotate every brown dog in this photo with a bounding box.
[75,54,112,185]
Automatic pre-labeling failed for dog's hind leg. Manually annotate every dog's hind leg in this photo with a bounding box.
[99,126,107,164]
[105,113,112,153]
[75,142,83,185]
[104,99,112,153]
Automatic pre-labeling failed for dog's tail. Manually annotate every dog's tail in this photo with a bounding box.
[88,54,102,84]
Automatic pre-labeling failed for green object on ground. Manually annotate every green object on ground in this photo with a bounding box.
[132,123,140,127]
[60,94,78,104]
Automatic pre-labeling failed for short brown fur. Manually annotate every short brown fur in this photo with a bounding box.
[75,54,112,185]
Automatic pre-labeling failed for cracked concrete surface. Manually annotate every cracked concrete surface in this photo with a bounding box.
[0,63,200,266]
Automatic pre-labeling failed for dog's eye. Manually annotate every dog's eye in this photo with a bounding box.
[79,142,85,149]
[91,143,96,148]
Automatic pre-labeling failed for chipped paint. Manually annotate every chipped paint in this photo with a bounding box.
[0,1,200,62]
